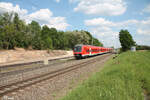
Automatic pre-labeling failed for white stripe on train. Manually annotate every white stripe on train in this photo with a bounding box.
[81,51,109,57]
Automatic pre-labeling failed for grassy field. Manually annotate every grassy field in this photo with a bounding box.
[60,51,150,100]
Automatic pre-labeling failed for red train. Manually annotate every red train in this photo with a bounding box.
[73,44,112,59]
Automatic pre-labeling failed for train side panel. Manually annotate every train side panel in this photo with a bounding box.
[82,45,89,57]
[73,44,112,59]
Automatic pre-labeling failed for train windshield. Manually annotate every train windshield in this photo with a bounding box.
[74,46,82,52]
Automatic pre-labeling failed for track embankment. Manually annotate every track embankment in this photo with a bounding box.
[0,53,113,100]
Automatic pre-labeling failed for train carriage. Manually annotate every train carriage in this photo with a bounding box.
[73,44,112,59]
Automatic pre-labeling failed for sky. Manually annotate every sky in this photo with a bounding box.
[0,0,150,48]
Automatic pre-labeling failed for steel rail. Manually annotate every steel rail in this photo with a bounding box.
[0,54,111,97]
[0,56,74,68]
[0,57,75,77]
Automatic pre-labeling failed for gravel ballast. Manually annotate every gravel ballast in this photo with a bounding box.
[1,54,113,100]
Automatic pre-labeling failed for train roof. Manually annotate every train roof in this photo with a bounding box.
[74,44,112,49]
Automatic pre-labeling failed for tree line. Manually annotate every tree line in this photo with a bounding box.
[136,45,150,50]
[0,13,103,50]
[119,29,150,51]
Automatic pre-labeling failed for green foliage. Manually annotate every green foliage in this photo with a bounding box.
[119,29,135,51]
[28,21,42,49]
[0,13,27,49]
[92,37,103,46]
[41,25,53,49]
[65,30,103,49]
[0,12,103,50]
[136,45,150,50]
[61,51,150,100]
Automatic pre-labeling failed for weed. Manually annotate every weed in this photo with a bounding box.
[60,51,150,100]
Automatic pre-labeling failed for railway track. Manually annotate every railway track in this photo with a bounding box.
[0,56,74,74]
[0,56,74,68]
[0,54,112,98]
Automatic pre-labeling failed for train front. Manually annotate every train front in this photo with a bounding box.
[73,45,83,59]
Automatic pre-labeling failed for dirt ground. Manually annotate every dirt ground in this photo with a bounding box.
[0,48,73,65]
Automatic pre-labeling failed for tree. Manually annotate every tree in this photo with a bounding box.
[92,38,103,46]
[119,29,135,51]
[12,13,27,48]
[0,12,14,49]
[64,30,103,49]
[28,21,42,49]
[41,25,53,49]
[0,12,104,50]
[136,45,150,50]
[48,28,59,49]
[0,13,26,49]
[84,31,93,45]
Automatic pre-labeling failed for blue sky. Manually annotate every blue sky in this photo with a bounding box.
[0,0,150,48]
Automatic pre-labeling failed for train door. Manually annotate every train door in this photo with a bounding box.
[89,48,92,55]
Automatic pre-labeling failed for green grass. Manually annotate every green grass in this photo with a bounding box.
[60,51,150,100]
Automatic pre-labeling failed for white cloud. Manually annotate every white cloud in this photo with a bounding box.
[32,6,37,11]
[85,18,150,48]
[69,0,79,3]
[73,0,126,16]
[143,4,150,13]
[91,27,120,48]
[136,18,150,35]
[27,9,53,22]
[26,9,69,30]
[85,18,139,28]
[85,18,115,27]
[0,2,27,17]
[47,17,69,30]
[0,2,69,30]
[137,29,150,35]
[55,0,60,3]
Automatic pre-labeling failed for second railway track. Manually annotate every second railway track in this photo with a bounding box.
[0,54,112,98]
[0,56,74,74]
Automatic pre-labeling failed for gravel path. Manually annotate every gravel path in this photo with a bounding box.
[0,54,113,100]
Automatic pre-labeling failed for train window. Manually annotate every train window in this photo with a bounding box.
[74,46,82,52]
[86,50,90,52]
